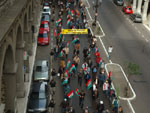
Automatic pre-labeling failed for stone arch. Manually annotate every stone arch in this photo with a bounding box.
[0,43,16,112]
[28,5,32,20]
[15,24,25,98]
[24,14,28,32]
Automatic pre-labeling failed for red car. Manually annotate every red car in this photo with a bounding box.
[40,21,50,33]
[38,30,49,45]
[123,6,133,14]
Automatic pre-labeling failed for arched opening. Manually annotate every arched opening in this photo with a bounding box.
[1,45,16,112]
[15,25,25,97]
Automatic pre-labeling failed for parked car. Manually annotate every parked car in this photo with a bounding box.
[41,14,50,24]
[40,21,50,33]
[38,30,49,45]
[114,0,124,6]
[122,6,133,14]
[33,60,49,81]
[43,6,51,15]
[130,13,142,23]
[27,82,48,113]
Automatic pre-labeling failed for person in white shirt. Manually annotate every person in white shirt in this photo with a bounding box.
[108,46,113,59]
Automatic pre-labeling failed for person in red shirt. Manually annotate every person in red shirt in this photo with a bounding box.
[96,56,101,68]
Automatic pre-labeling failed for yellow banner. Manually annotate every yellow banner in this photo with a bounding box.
[61,29,88,34]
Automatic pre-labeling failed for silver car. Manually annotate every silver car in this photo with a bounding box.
[130,13,142,23]
[33,60,49,81]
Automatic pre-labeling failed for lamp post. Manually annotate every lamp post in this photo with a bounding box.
[92,0,102,26]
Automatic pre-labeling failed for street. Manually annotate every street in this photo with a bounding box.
[87,0,150,113]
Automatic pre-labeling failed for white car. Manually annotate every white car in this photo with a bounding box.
[43,6,51,15]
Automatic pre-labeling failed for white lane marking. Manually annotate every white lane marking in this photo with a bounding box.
[143,24,150,32]
[85,0,136,113]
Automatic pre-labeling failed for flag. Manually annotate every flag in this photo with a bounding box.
[72,38,77,44]
[69,64,76,73]
[66,59,71,69]
[67,41,69,47]
[65,70,69,79]
[108,71,111,79]
[62,35,65,41]
[53,28,57,37]
[67,14,71,19]
[58,32,62,38]
[59,50,63,57]
[67,19,71,25]
[86,79,92,90]
[56,18,61,26]
[71,10,74,16]
[61,78,68,85]
[75,88,80,96]
[67,90,74,98]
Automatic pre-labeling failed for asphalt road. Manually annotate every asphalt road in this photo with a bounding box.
[35,3,112,113]
[87,0,150,113]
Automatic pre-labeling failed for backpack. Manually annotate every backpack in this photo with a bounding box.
[93,68,97,73]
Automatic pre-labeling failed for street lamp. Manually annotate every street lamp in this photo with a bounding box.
[92,0,102,26]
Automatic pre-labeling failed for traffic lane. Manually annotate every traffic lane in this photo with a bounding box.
[88,0,150,112]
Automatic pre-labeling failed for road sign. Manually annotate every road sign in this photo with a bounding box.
[61,29,88,34]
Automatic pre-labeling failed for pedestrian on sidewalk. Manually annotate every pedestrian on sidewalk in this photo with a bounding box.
[50,48,55,61]
[78,69,83,86]
[50,79,56,95]
[51,68,57,79]
[79,90,85,108]
[108,46,113,59]
[48,98,55,113]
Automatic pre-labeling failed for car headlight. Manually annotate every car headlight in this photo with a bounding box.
[28,109,34,112]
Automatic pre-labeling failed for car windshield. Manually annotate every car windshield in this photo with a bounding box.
[127,8,132,10]
[40,23,49,28]
[36,66,48,72]
[136,15,141,18]
[43,8,50,12]
[38,33,48,38]
[41,16,49,21]
[31,92,46,99]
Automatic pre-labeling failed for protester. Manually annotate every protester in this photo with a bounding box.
[73,55,80,68]
[48,98,55,113]
[78,69,83,86]
[112,97,119,113]
[83,106,90,113]
[118,106,123,113]
[60,98,69,113]
[50,79,56,95]
[79,90,85,108]
[108,46,113,59]
[97,100,105,113]
[103,80,109,97]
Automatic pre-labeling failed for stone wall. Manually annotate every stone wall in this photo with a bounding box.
[0,0,16,17]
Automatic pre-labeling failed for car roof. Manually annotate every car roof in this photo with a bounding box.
[43,6,50,9]
[41,21,49,24]
[32,82,47,93]
[39,30,48,34]
[36,60,48,67]
[126,6,132,8]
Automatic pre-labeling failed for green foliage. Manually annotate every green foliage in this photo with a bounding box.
[116,86,120,100]
[97,27,101,34]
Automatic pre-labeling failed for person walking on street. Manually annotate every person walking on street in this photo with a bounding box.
[60,98,69,113]
[108,46,113,59]
[51,68,57,79]
[50,79,56,95]
[112,97,119,113]
[78,69,83,86]
[79,90,85,108]
[73,55,80,68]
[68,106,75,113]
[103,80,109,97]
[64,46,69,59]
[48,98,55,113]
[54,45,59,60]
[118,106,123,113]
[97,100,105,113]
[83,106,90,113]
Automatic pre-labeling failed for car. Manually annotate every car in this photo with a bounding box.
[130,13,142,23]
[41,14,50,24]
[40,21,50,33]
[122,6,133,14]
[27,82,48,113]
[114,0,124,6]
[33,60,49,81]
[38,30,49,45]
[43,6,51,15]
